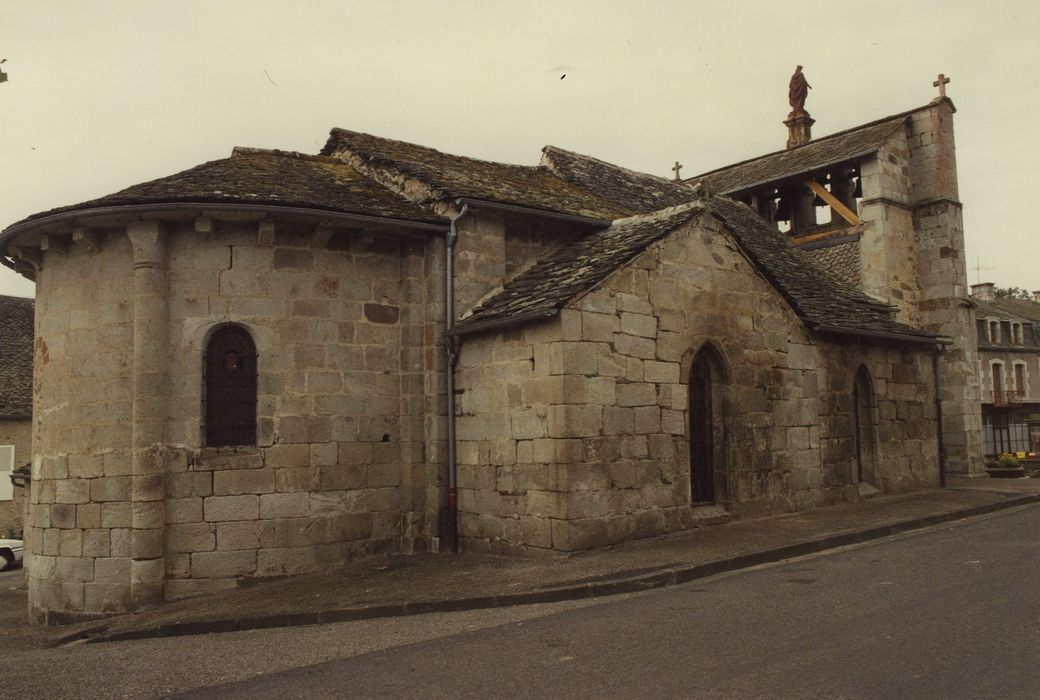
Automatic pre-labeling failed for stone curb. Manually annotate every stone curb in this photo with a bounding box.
[61,493,1040,646]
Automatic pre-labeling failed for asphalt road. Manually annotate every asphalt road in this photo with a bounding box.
[4,505,1040,699]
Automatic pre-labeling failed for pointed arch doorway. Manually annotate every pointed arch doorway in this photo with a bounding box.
[689,345,726,505]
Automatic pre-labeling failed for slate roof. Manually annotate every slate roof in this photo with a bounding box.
[10,148,447,230]
[453,196,932,344]
[452,203,703,334]
[322,129,629,220]
[802,238,862,287]
[541,146,696,214]
[707,197,930,340]
[0,295,34,418]
[974,297,1040,323]
[689,113,909,195]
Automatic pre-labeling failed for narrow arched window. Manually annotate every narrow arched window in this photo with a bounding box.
[852,366,877,486]
[205,325,257,446]
[688,344,727,505]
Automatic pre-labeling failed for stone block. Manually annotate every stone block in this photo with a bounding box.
[76,504,101,529]
[82,529,111,558]
[56,479,91,504]
[68,454,104,479]
[633,406,661,434]
[616,383,658,407]
[260,492,310,519]
[549,404,603,438]
[101,503,133,528]
[166,472,213,498]
[581,312,619,343]
[511,408,548,440]
[132,501,165,530]
[203,495,259,522]
[132,528,164,559]
[110,529,132,557]
[214,469,276,496]
[50,504,76,529]
[643,361,680,384]
[90,476,132,503]
[59,529,83,557]
[166,497,203,524]
[191,550,257,578]
[620,312,657,338]
[264,444,310,469]
[216,521,261,551]
[94,557,132,583]
[613,333,656,359]
[55,556,93,583]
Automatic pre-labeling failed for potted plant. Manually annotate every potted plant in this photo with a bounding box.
[986,453,1026,478]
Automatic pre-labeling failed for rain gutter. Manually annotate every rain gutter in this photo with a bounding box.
[0,202,447,252]
[807,322,951,347]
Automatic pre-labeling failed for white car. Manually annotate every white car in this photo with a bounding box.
[0,539,23,571]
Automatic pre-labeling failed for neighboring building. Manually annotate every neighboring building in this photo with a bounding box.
[969,283,1040,456]
[0,294,34,537]
[0,89,981,622]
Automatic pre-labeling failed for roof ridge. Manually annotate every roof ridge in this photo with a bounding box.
[324,128,541,171]
[231,146,337,163]
[687,100,947,181]
[541,145,681,188]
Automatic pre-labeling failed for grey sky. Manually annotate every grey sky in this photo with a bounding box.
[1,0,1037,299]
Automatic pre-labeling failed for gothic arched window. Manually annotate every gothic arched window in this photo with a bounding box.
[204,325,257,447]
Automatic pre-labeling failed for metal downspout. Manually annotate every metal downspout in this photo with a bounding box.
[933,344,947,487]
[445,203,469,553]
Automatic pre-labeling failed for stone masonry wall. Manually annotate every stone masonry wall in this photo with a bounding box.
[26,217,442,620]
[0,417,31,537]
[456,214,940,553]
[906,101,983,474]
[27,229,136,620]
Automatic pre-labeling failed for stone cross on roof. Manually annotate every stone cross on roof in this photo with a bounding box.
[671,161,683,182]
[933,73,950,98]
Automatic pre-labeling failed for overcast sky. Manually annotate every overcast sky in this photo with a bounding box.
[1,0,1037,299]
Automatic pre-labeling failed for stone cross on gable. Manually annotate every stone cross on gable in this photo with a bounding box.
[933,73,950,98]
[672,161,683,182]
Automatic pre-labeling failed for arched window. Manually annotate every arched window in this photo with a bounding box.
[204,325,257,447]
[688,344,727,505]
[852,366,877,486]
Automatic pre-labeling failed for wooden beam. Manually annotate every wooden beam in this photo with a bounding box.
[805,179,860,226]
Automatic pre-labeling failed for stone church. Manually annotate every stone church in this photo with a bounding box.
[0,79,982,622]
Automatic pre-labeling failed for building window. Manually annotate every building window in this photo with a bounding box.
[1012,323,1023,345]
[852,366,878,486]
[989,320,1000,343]
[992,362,1005,404]
[204,325,258,447]
[0,445,13,501]
[688,344,727,505]
[984,413,1031,456]
[1015,363,1027,398]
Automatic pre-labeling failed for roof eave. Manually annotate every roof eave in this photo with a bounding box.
[1,201,449,253]
[807,322,947,346]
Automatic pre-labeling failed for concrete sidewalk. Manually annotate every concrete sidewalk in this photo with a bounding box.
[25,476,1040,646]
